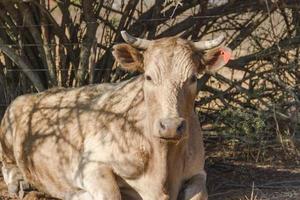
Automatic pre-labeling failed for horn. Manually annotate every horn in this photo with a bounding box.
[192,34,225,50]
[121,31,151,49]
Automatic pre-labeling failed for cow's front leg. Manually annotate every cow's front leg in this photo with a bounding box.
[1,163,30,198]
[178,172,208,200]
[71,163,121,200]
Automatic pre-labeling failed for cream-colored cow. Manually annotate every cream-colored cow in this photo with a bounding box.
[0,31,231,200]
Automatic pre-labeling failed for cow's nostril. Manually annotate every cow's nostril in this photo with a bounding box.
[176,120,186,134]
[159,121,166,131]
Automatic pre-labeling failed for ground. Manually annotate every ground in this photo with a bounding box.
[0,160,299,200]
[207,160,300,200]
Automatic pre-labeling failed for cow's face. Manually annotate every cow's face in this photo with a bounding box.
[113,31,232,141]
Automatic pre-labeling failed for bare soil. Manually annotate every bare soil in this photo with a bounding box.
[207,161,300,200]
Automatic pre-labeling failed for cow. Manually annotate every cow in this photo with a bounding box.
[0,31,232,200]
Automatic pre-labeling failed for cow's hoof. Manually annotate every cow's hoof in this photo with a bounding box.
[7,182,19,197]
[7,180,31,198]
[19,180,31,199]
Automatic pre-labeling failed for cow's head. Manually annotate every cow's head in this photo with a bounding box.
[113,31,232,141]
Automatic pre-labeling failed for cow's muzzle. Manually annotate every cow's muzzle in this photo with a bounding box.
[157,117,187,140]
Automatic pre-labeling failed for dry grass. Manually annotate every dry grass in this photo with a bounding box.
[242,183,258,200]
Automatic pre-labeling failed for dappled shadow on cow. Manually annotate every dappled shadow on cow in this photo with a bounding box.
[0,30,232,200]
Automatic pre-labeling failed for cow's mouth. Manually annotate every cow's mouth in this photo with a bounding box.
[159,135,183,142]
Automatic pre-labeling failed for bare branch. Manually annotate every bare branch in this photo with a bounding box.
[0,39,45,91]
[75,0,102,86]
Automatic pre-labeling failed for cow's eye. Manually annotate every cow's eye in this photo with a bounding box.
[145,75,152,81]
[189,75,197,84]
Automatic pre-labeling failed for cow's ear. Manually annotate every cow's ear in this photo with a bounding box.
[112,44,144,72]
[200,46,232,74]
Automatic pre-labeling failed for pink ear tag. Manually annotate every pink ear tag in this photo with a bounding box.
[221,47,233,64]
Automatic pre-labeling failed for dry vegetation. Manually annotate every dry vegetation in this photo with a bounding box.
[0,0,299,199]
